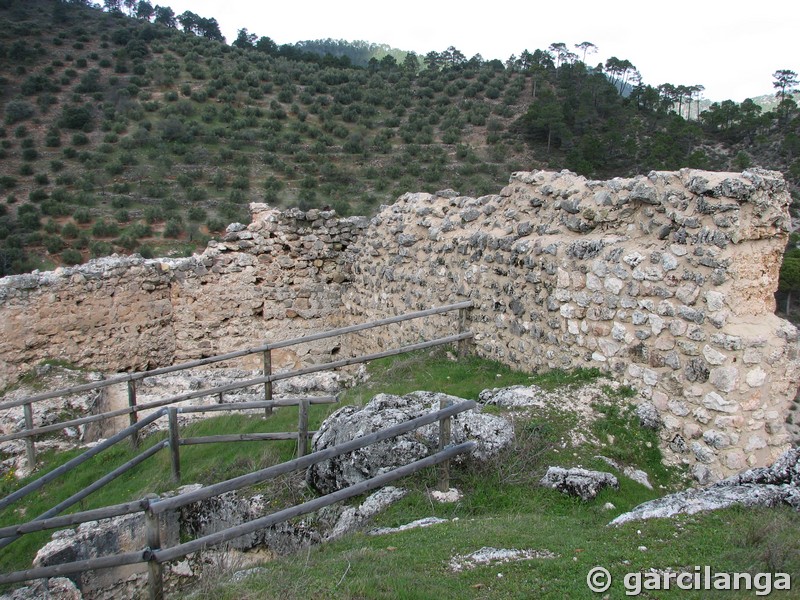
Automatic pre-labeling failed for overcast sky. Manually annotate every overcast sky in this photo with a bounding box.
[160,0,798,103]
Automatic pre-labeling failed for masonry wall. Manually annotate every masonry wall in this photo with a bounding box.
[0,205,365,384]
[1,169,798,483]
[341,169,800,482]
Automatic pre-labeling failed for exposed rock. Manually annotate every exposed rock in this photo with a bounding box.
[0,578,82,600]
[430,488,463,503]
[635,402,661,430]
[306,392,513,495]
[595,455,653,490]
[539,467,619,500]
[32,484,319,598]
[448,547,559,572]
[368,517,450,536]
[317,486,408,540]
[478,380,616,446]
[610,448,800,525]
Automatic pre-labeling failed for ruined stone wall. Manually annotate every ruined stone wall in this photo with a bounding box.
[341,169,800,482]
[0,205,366,385]
[1,169,798,482]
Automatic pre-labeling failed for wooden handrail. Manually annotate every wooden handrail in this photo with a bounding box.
[0,301,473,411]
[0,402,478,587]
[0,332,472,443]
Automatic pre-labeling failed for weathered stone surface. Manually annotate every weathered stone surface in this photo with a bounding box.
[539,467,619,500]
[1,169,798,485]
[0,578,82,600]
[610,448,800,525]
[32,483,320,598]
[319,486,408,540]
[306,392,513,495]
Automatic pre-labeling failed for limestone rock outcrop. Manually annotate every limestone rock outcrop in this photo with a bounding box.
[305,391,513,495]
[539,467,620,500]
[610,447,800,525]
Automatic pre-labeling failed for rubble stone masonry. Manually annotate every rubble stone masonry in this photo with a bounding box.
[1,169,798,482]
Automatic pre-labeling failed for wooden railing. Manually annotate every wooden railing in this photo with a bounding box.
[0,301,475,594]
[0,300,474,464]
[0,401,478,599]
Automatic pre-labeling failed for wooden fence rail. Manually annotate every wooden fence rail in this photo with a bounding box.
[0,401,478,591]
[0,301,473,471]
[0,302,475,593]
[0,301,473,411]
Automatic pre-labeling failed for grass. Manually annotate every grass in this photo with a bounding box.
[0,404,339,574]
[202,505,800,600]
[1,351,798,598]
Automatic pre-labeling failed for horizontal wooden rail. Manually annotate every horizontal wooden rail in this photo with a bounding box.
[180,432,315,445]
[0,301,472,411]
[0,549,150,586]
[0,409,166,512]
[176,396,337,415]
[0,441,168,550]
[0,332,470,444]
[0,498,154,540]
[154,441,475,563]
[150,399,476,515]
[0,443,474,585]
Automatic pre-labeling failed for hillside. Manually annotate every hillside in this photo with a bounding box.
[0,0,799,276]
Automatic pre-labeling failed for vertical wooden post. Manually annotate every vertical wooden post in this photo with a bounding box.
[438,398,452,492]
[128,380,139,449]
[457,306,470,357]
[168,407,180,484]
[263,349,273,417]
[145,505,163,600]
[23,402,36,470]
[296,399,309,458]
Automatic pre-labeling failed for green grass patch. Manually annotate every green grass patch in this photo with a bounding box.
[339,349,537,406]
[201,505,800,600]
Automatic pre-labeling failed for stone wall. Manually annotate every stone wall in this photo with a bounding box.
[1,169,798,482]
[341,169,800,482]
[0,205,366,385]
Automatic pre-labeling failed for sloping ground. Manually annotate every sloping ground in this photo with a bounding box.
[1,353,798,599]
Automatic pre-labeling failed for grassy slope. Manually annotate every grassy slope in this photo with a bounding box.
[3,351,797,597]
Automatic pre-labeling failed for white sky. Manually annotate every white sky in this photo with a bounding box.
[160,0,798,103]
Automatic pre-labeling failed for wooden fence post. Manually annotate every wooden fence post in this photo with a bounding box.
[23,402,36,470]
[128,380,139,449]
[168,408,180,484]
[263,349,273,417]
[438,398,452,492]
[296,399,309,458]
[145,502,163,600]
[457,306,471,357]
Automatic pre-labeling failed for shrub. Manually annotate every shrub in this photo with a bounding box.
[61,248,82,265]
[91,219,119,238]
[44,235,65,254]
[89,240,112,257]
[61,221,79,238]
[59,104,93,130]
[72,207,92,224]
[3,99,35,125]
[187,206,206,222]
[144,206,165,224]
[206,217,226,232]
